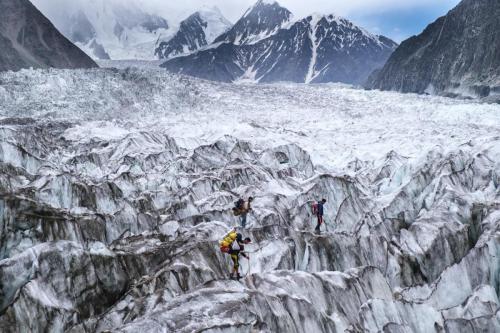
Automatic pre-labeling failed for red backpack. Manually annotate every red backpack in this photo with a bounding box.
[311,202,318,215]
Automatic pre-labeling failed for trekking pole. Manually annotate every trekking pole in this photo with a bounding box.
[241,253,250,278]
[246,253,251,277]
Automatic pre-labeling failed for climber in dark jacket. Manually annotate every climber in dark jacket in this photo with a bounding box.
[238,197,254,229]
[315,198,327,232]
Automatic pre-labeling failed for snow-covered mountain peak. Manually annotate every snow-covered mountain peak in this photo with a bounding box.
[196,7,232,43]
[163,3,397,85]
[243,0,290,22]
[300,13,398,51]
[214,0,292,45]
[306,12,324,27]
[324,13,355,27]
[305,13,358,30]
[155,8,231,60]
[251,0,281,9]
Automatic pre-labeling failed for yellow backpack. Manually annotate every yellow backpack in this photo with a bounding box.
[219,229,238,253]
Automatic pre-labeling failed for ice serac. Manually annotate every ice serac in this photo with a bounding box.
[155,8,232,60]
[367,0,500,102]
[0,0,97,72]
[161,1,397,84]
[0,68,499,332]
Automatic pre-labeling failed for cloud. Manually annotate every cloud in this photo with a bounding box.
[284,0,459,16]
[32,0,462,41]
[144,0,461,41]
[139,0,461,23]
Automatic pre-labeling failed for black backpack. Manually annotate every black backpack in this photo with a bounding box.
[232,199,246,216]
[234,199,244,210]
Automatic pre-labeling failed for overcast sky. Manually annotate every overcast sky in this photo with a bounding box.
[139,0,461,42]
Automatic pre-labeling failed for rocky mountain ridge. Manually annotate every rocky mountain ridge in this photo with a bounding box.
[0,0,97,72]
[161,0,397,84]
[366,0,500,102]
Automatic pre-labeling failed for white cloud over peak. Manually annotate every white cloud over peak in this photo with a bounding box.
[138,0,460,22]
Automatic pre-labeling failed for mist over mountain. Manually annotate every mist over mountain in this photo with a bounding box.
[32,0,170,60]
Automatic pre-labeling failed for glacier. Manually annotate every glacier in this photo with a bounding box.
[0,66,499,332]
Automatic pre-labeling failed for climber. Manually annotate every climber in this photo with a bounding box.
[219,229,251,280]
[312,198,327,233]
[233,196,254,229]
[229,234,251,280]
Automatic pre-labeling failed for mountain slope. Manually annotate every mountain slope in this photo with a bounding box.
[32,0,170,60]
[0,0,97,72]
[155,8,231,60]
[161,2,397,85]
[254,14,398,84]
[367,0,500,101]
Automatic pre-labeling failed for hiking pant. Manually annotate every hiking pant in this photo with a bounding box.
[315,214,323,231]
[230,253,239,269]
[240,213,248,229]
[230,252,240,275]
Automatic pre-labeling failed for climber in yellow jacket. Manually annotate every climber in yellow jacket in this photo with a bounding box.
[219,229,251,280]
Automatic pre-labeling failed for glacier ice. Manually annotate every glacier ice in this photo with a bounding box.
[0,67,499,332]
